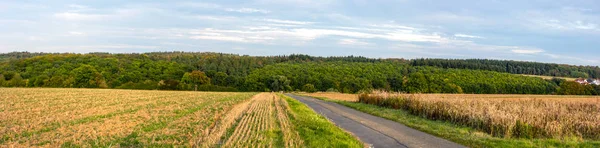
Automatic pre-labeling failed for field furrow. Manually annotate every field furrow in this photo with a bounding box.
[220,93,300,148]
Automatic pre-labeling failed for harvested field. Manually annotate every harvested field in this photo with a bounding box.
[359,91,600,140]
[212,93,303,148]
[0,88,256,147]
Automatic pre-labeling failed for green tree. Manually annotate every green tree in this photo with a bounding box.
[405,72,428,93]
[72,65,105,88]
[181,70,211,85]
[9,73,26,87]
[212,72,228,86]
[270,75,291,92]
[30,75,49,87]
[302,84,317,93]
[558,81,586,95]
[0,74,5,87]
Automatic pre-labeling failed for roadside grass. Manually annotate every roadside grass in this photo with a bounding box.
[318,96,600,148]
[279,94,363,148]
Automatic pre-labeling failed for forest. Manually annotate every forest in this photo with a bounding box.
[1,52,599,95]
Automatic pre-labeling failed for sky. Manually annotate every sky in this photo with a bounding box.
[1,0,599,66]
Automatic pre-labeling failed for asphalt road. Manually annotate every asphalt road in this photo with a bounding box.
[285,94,465,148]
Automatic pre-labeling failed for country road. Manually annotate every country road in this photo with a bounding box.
[285,94,465,148]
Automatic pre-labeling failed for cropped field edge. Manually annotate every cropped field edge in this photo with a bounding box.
[278,94,363,148]
[306,95,600,148]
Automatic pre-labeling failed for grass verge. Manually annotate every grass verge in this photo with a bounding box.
[320,97,600,148]
[279,94,363,148]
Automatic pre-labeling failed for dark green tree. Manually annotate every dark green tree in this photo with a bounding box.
[72,65,105,88]
[270,75,291,92]
[0,74,5,87]
[302,84,317,93]
[8,73,26,87]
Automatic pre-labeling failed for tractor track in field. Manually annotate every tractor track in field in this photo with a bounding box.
[285,94,465,148]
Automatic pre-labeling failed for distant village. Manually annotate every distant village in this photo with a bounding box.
[575,78,600,85]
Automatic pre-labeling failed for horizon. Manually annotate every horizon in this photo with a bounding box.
[1,0,599,66]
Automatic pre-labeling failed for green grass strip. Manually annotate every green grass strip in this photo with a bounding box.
[279,94,363,148]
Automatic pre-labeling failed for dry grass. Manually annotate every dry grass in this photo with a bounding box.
[220,93,303,148]
[0,88,256,147]
[301,92,359,102]
[359,91,600,140]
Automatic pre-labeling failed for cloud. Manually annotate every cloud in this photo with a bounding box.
[190,15,238,21]
[54,12,108,21]
[526,7,600,32]
[421,12,483,23]
[177,2,221,9]
[369,24,416,30]
[454,34,484,39]
[28,36,46,41]
[225,8,270,14]
[68,31,85,35]
[543,53,600,65]
[68,4,88,9]
[190,36,250,43]
[511,49,544,54]
[263,19,315,25]
[338,39,369,46]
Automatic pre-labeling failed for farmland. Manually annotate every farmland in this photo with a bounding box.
[0,88,361,147]
[304,92,600,147]
[0,88,256,147]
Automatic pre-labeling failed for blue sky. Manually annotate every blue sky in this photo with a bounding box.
[1,0,599,66]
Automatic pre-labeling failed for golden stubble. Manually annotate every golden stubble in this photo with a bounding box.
[202,93,303,148]
[0,88,256,147]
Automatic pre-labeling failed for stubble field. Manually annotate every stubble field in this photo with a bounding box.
[0,88,257,147]
[1,88,361,147]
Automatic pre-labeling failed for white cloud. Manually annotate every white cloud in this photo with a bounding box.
[191,15,238,21]
[369,24,416,30]
[190,36,250,43]
[454,34,484,39]
[28,36,46,41]
[263,19,315,25]
[526,7,600,32]
[68,31,85,35]
[511,49,544,54]
[338,39,369,46]
[543,53,600,65]
[178,2,221,9]
[421,12,483,23]
[54,12,108,21]
[68,4,88,9]
[225,8,270,14]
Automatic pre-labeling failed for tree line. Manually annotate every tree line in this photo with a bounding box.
[411,58,600,78]
[1,52,599,95]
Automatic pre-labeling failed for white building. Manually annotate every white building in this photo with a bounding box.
[594,79,600,85]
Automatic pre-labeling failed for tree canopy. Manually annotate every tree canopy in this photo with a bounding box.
[0,51,598,95]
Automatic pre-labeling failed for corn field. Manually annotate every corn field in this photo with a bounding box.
[359,91,600,140]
